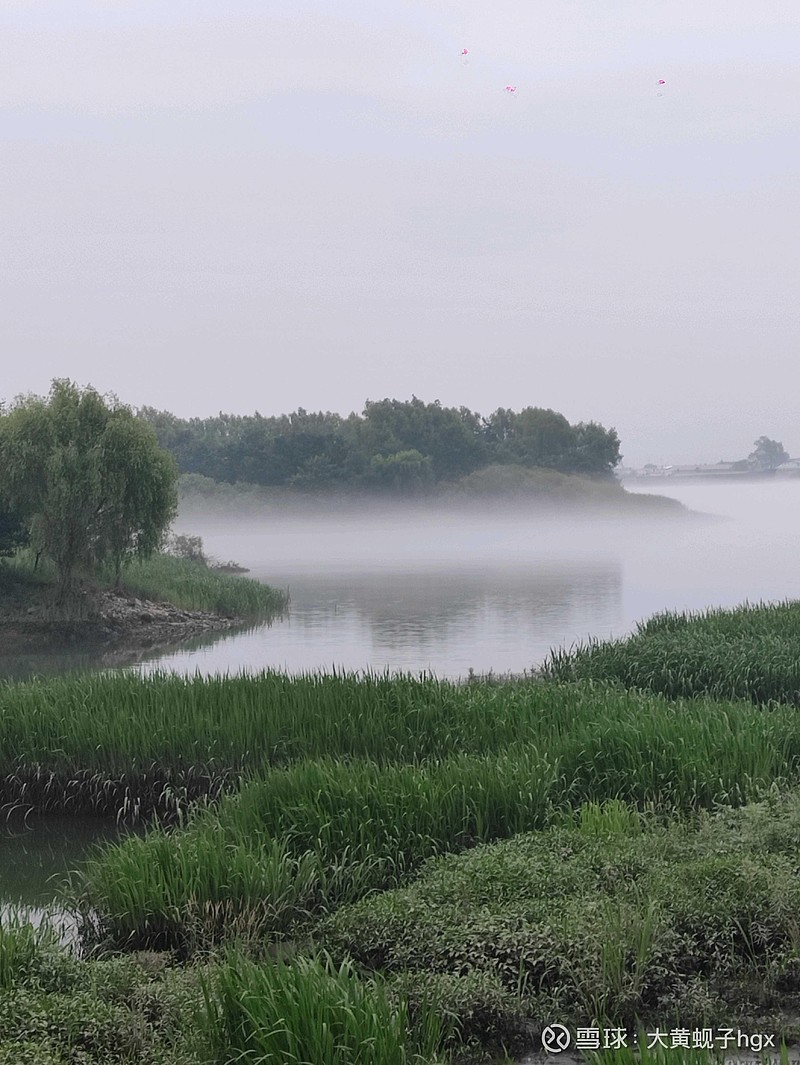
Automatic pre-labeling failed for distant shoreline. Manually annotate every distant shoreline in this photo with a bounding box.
[176,467,689,516]
[622,470,800,484]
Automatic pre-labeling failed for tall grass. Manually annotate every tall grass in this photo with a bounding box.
[113,553,288,617]
[1,547,287,618]
[542,600,800,704]
[76,683,800,949]
[0,912,57,989]
[197,951,446,1065]
[3,669,799,818]
[0,669,562,817]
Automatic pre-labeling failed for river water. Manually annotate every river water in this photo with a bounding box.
[139,478,800,680]
[2,479,800,908]
[4,479,799,683]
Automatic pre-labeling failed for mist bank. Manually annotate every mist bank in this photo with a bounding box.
[177,465,687,518]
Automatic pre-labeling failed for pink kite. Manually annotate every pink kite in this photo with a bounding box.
[461,48,469,56]
[657,79,666,85]
[504,85,517,94]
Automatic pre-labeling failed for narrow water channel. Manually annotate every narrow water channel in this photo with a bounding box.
[0,813,125,940]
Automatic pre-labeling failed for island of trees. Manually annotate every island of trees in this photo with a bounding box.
[138,398,622,494]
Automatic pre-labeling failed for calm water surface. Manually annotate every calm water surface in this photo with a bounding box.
[143,479,800,679]
[0,814,125,938]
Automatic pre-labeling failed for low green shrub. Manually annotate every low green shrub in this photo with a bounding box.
[0,943,201,1064]
[386,969,530,1056]
[322,794,800,1036]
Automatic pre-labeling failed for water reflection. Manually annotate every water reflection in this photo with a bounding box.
[0,813,120,907]
[3,483,800,683]
[137,561,623,678]
[0,621,269,684]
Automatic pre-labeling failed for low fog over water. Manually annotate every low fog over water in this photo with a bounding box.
[132,479,800,679]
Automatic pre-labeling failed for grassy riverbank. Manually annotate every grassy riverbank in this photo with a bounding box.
[541,599,800,702]
[2,550,286,619]
[0,550,287,655]
[4,599,800,1062]
[177,467,686,516]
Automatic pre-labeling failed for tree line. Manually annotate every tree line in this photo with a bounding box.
[138,398,622,493]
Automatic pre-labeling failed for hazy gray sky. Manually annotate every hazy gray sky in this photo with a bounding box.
[3,0,798,465]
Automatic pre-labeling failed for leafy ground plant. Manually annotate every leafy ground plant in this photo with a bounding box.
[321,794,800,1054]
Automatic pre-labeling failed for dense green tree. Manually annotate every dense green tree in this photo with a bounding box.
[0,502,28,557]
[359,398,485,480]
[368,449,434,494]
[749,436,789,471]
[138,398,621,491]
[486,407,573,470]
[0,381,178,596]
[571,421,622,475]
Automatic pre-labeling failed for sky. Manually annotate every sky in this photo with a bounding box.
[2,0,799,467]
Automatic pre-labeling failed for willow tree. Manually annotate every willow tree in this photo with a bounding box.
[0,380,178,598]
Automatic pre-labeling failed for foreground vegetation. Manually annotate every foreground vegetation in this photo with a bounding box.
[325,794,800,1052]
[8,797,800,1062]
[542,599,800,703]
[5,598,800,1062]
[0,669,793,819]
[0,920,446,1065]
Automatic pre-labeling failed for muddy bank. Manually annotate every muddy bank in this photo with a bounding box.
[0,582,241,655]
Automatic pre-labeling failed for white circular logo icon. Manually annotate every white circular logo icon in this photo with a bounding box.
[541,1023,572,1054]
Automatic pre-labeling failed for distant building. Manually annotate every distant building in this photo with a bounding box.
[628,460,761,480]
[637,464,673,477]
[775,458,800,476]
[667,461,748,477]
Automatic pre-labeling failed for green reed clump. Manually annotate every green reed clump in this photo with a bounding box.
[0,670,675,818]
[113,552,288,617]
[197,951,446,1065]
[0,669,563,777]
[72,834,371,951]
[542,600,800,704]
[6,669,800,819]
[0,914,57,990]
